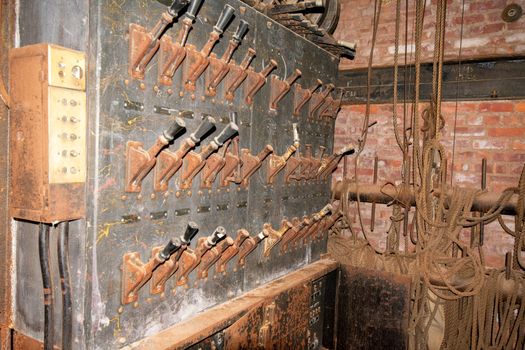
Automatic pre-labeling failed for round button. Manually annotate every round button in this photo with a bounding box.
[72,65,83,80]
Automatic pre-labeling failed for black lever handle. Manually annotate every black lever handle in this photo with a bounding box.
[214,122,239,146]
[163,117,186,142]
[168,0,190,16]
[233,20,249,43]
[214,4,235,34]
[159,237,182,261]
[207,226,226,246]
[185,0,204,20]
[191,116,216,142]
[181,221,199,244]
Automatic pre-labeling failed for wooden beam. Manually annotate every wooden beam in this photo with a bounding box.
[337,57,525,104]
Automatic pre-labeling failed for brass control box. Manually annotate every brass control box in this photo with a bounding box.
[9,44,86,223]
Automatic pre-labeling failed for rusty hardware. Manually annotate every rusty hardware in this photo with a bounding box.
[121,237,183,304]
[285,144,314,182]
[263,220,293,257]
[205,20,250,96]
[158,0,204,85]
[319,208,343,238]
[216,229,249,273]
[258,302,276,348]
[128,0,190,79]
[293,79,322,116]
[300,144,316,180]
[200,113,240,189]
[302,204,332,244]
[220,136,242,187]
[370,156,378,232]
[200,139,229,189]
[125,118,186,192]
[308,146,326,181]
[316,143,356,180]
[177,226,227,286]
[267,123,300,184]
[319,90,343,119]
[269,69,302,110]
[291,204,332,246]
[224,48,256,102]
[180,122,238,189]
[284,152,302,183]
[237,230,269,267]
[154,116,216,192]
[150,222,199,295]
[239,145,274,187]
[309,83,334,118]
[244,59,278,105]
[9,44,87,222]
[280,216,311,253]
[197,236,234,279]
[183,5,236,93]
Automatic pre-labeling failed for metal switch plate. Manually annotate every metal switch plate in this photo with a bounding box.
[48,87,87,184]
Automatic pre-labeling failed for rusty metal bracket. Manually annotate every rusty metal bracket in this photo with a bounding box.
[284,153,302,183]
[263,220,293,257]
[239,145,273,187]
[267,142,299,184]
[150,246,185,295]
[128,11,175,80]
[198,237,234,279]
[224,48,256,102]
[293,79,322,116]
[157,35,187,86]
[121,251,163,304]
[269,69,301,110]
[154,139,195,192]
[125,139,167,193]
[220,137,243,187]
[309,83,334,118]
[200,151,227,189]
[180,143,218,189]
[237,230,269,267]
[280,216,311,253]
[158,15,194,86]
[217,229,249,274]
[244,59,278,105]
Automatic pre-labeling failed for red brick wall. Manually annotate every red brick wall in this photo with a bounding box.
[335,0,525,69]
[332,0,525,267]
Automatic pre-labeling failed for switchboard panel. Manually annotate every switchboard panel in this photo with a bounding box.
[11,1,343,348]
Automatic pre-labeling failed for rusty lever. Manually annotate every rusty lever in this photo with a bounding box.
[129,0,190,79]
[154,116,215,192]
[180,122,238,189]
[158,0,204,85]
[125,118,186,192]
[206,20,250,96]
[121,237,182,304]
[150,222,199,295]
[177,226,227,286]
[184,5,235,92]
[267,123,300,184]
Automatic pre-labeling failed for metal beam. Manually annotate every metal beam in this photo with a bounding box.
[337,57,525,104]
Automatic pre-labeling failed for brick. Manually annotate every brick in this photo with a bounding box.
[488,128,525,137]
[479,102,514,112]
[515,102,525,112]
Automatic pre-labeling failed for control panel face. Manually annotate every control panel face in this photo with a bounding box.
[82,0,338,346]
[48,87,87,184]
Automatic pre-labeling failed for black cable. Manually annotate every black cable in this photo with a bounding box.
[38,223,53,350]
[58,221,72,350]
